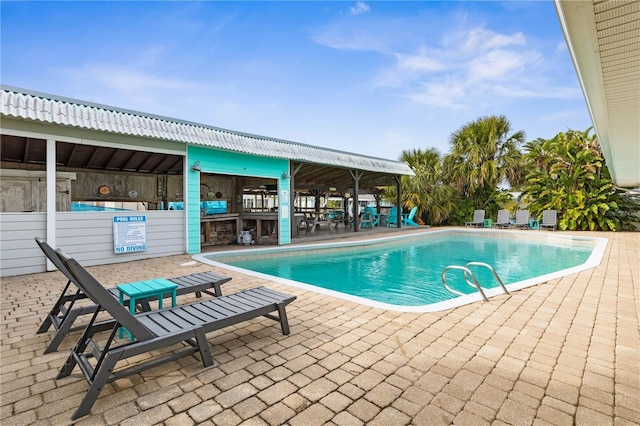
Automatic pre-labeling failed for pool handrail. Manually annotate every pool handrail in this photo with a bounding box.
[441,265,489,302]
[441,262,509,302]
[464,262,510,296]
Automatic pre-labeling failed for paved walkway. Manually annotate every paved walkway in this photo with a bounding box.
[1,230,638,425]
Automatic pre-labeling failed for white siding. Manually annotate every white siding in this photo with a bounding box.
[56,211,185,266]
[0,213,47,276]
[0,211,185,277]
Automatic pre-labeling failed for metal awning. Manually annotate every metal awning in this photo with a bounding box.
[1,86,414,189]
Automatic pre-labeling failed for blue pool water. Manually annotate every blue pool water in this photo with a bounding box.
[71,202,130,212]
[198,231,605,311]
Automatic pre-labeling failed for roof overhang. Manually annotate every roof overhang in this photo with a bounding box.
[0,86,414,186]
[554,0,640,188]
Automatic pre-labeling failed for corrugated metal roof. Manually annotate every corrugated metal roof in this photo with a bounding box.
[0,86,414,177]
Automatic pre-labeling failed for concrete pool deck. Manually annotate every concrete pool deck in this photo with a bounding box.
[1,228,638,425]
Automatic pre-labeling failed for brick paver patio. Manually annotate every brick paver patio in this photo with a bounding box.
[1,230,638,425]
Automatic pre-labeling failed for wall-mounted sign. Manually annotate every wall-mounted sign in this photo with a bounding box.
[113,215,147,254]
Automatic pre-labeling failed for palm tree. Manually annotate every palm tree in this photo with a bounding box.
[386,148,456,225]
[523,137,553,175]
[445,115,525,207]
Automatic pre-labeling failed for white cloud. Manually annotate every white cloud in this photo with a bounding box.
[554,40,568,54]
[462,29,526,52]
[350,2,370,16]
[56,64,200,92]
[375,50,446,87]
[396,51,446,73]
[51,63,214,114]
[374,24,584,111]
[467,49,533,81]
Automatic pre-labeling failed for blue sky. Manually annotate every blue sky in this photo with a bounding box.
[1,1,592,161]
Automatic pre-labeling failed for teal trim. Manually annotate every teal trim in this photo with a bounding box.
[186,146,291,252]
[189,146,286,176]
[187,157,201,254]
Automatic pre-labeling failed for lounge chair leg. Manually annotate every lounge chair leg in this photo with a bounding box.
[71,353,119,420]
[57,308,103,378]
[277,302,291,335]
[213,282,223,297]
[194,328,214,367]
[43,307,83,354]
[37,280,78,333]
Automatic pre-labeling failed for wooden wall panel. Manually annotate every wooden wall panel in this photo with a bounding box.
[71,171,158,202]
[0,177,71,212]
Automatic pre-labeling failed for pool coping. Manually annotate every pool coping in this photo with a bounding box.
[192,228,609,312]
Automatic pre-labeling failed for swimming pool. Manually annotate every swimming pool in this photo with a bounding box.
[194,229,608,312]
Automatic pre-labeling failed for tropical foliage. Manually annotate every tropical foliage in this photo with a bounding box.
[521,128,638,231]
[444,115,525,208]
[386,148,456,225]
[387,118,638,231]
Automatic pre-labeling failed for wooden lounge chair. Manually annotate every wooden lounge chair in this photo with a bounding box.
[540,210,557,231]
[465,209,485,227]
[35,237,232,353]
[54,248,296,420]
[512,210,530,229]
[494,210,510,228]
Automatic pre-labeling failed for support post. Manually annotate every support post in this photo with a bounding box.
[395,175,402,228]
[46,139,56,271]
[349,170,363,232]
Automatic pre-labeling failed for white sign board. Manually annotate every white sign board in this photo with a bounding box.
[113,215,147,254]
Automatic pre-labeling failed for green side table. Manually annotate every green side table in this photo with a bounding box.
[117,278,178,340]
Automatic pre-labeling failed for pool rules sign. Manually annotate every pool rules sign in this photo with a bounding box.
[113,216,147,254]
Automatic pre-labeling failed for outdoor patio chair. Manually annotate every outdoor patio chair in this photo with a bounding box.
[540,210,558,231]
[364,206,381,227]
[54,248,296,420]
[35,237,232,353]
[465,209,485,227]
[386,206,400,227]
[494,210,510,228]
[512,210,530,229]
[402,206,420,226]
[358,211,374,229]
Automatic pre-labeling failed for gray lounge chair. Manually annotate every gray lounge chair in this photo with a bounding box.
[540,210,557,231]
[465,209,485,227]
[53,247,296,420]
[494,210,510,228]
[35,237,232,353]
[512,210,530,229]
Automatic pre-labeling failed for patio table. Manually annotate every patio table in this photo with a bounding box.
[117,278,178,339]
